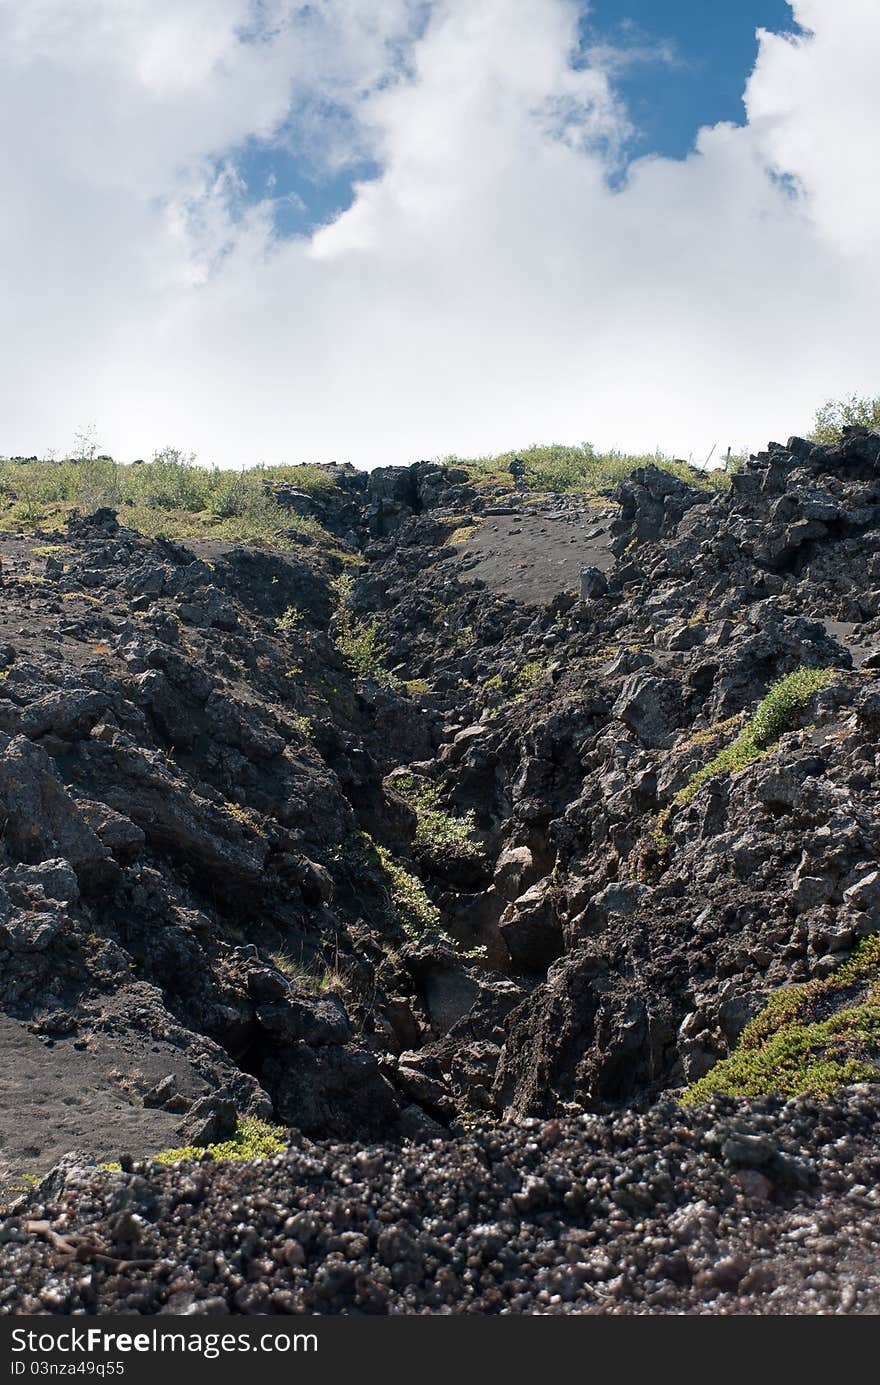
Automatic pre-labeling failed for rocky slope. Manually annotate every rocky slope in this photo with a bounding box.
[2,427,880,1313]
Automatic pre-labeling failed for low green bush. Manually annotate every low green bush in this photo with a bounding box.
[101,1116,288,1170]
[512,660,549,698]
[682,937,880,1103]
[392,773,480,864]
[811,393,880,445]
[154,1116,287,1165]
[332,574,397,687]
[373,841,442,936]
[675,666,838,808]
[327,832,442,938]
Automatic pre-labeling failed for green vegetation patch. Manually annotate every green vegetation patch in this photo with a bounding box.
[100,1117,288,1172]
[632,669,838,883]
[374,841,442,937]
[332,574,398,688]
[675,666,838,808]
[275,605,303,634]
[263,463,339,496]
[683,937,880,1104]
[440,442,739,496]
[0,451,344,557]
[265,950,338,996]
[476,660,550,708]
[811,393,880,445]
[392,773,480,864]
[328,832,442,939]
[154,1116,288,1166]
[446,521,480,545]
[512,660,549,699]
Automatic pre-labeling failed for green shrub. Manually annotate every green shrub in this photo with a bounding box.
[154,1116,287,1165]
[392,773,480,864]
[332,574,397,687]
[811,393,880,445]
[512,660,548,698]
[675,666,838,808]
[373,842,442,937]
[259,463,338,496]
[477,672,504,706]
[275,605,303,634]
[682,936,880,1103]
[327,832,442,939]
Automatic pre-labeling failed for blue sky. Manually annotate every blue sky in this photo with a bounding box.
[583,1,800,158]
[238,1,802,235]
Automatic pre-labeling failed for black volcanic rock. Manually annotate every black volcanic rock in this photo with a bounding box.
[3,431,880,1315]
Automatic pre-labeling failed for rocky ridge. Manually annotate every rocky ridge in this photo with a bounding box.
[2,427,880,1312]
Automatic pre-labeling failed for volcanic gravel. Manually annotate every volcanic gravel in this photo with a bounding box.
[2,1087,880,1316]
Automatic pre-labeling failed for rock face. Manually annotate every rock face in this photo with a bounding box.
[3,428,880,1313]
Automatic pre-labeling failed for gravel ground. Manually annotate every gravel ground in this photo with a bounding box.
[2,1087,880,1316]
[458,501,615,605]
[0,1017,188,1206]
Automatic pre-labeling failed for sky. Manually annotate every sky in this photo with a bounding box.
[1,0,878,469]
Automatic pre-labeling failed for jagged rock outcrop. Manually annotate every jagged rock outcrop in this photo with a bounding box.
[2,426,880,1231]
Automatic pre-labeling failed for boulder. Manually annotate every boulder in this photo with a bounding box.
[0,735,117,892]
[493,844,538,903]
[613,672,683,748]
[499,882,564,972]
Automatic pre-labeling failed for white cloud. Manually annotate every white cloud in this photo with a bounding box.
[0,0,878,467]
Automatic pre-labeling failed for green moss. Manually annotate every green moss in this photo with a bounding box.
[675,666,838,808]
[682,935,880,1104]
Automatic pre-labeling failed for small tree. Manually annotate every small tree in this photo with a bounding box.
[811,393,880,444]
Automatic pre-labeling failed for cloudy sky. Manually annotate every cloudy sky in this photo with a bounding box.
[1,0,878,468]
